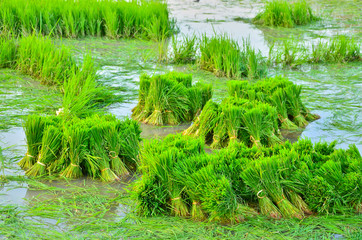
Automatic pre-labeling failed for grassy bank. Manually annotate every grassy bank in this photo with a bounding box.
[0,0,173,40]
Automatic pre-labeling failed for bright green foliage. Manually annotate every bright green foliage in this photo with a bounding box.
[0,0,173,40]
[199,35,266,79]
[171,35,197,64]
[253,0,318,28]
[132,72,212,125]
[134,135,362,222]
[20,114,141,182]
[0,36,17,68]
[186,76,318,149]
[270,36,361,66]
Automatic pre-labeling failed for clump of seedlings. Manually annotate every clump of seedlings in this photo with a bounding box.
[134,134,362,223]
[132,72,212,125]
[199,34,267,79]
[253,0,318,28]
[0,0,173,40]
[185,76,319,149]
[20,114,141,181]
[269,36,361,66]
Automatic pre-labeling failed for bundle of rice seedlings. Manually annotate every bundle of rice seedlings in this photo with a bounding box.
[89,125,119,182]
[224,104,243,145]
[134,74,191,125]
[258,158,303,219]
[270,88,298,130]
[210,112,229,149]
[170,184,189,217]
[241,102,276,147]
[19,115,47,169]
[26,126,62,177]
[286,190,312,215]
[227,81,250,99]
[241,164,282,219]
[60,124,88,179]
[103,123,129,177]
[183,100,219,140]
[132,74,151,120]
[285,85,309,127]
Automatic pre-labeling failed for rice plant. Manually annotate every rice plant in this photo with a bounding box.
[199,34,266,79]
[132,72,212,125]
[0,0,174,40]
[171,35,197,64]
[269,36,361,66]
[253,0,318,28]
[0,36,17,68]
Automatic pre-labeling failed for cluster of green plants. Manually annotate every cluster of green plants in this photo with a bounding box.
[253,0,318,28]
[199,35,267,79]
[20,114,140,181]
[132,72,212,125]
[269,35,361,66]
[0,0,173,40]
[134,134,361,223]
[184,76,319,149]
[166,34,266,79]
[0,34,82,85]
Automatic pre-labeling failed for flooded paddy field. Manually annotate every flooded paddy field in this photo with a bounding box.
[0,0,361,238]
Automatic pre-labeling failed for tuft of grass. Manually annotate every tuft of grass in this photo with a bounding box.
[269,36,361,66]
[199,34,266,79]
[171,35,197,64]
[253,0,318,28]
[0,0,174,40]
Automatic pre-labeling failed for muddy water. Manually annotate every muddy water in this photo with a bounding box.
[0,0,361,228]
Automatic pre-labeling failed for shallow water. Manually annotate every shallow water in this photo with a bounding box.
[0,0,361,235]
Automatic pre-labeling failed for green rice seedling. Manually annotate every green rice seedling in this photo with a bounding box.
[339,172,361,212]
[253,0,317,28]
[118,118,141,169]
[60,124,89,179]
[0,0,173,40]
[16,34,76,85]
[305,176,336,214]
[170,184,189,217]
[258,158,303,219]
[199,34,266,79]
[310,36,361,63]
[25,126,62,177]
[133,72,211,126]
[132,74,151,120]
[195,167,238,223]
[103,123,129,177]
[0,36,17,68]
[286,190,312,215]
[88,125,119,182]
[241,164,282,219]
[183,100,219,140]
[224,104,243,145]
[171,35,197,64]
[241,102,279,147]
[285,85,308,127]
[19,115,47,169]
[270,89,298,129]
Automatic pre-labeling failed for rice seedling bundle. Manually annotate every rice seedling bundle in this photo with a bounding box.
[26,126,63,177]
[21,114,141,181]
[228,76,318,130]
[132,72,212,125]
[253,0,318,28]
[0,0,173,40]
